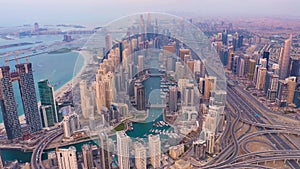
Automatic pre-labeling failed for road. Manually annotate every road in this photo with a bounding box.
[31,128,63,169]
[194,79,300,168]
[226,80,300,168]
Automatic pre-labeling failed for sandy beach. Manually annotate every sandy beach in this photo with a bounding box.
[54,50,94,99]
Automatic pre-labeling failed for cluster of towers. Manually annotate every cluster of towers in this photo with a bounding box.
[0,62,42,140]
[117,131,161,169]
[218,32,299,108]
[0,61,71,141]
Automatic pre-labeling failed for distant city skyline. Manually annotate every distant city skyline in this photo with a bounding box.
[1,0,300,27]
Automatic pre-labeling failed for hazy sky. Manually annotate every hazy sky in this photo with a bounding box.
[1,0,300,27]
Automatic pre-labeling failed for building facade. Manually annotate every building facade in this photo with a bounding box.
[56,146,78,169]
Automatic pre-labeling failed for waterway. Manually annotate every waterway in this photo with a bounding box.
[0,39,178,163]
[126,75,172,139]
[0,139,98,163]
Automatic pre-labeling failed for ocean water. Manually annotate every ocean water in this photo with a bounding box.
[0,35,64,53]
[0,51,84,123]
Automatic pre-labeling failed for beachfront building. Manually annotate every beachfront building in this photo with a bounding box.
[16,63,42,133]
[80,80,94,119]
[0,62,42,140]
[38,79,59,128]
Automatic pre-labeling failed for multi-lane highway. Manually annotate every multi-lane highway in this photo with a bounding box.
[226,80,300,169]
[195,79,300,169]
[31,128,63,169]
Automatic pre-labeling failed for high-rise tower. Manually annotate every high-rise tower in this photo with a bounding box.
[148,134,161,168]
[0,66,22,140]
[169,86,178,112]
[56,146,78,169]
[279,35,292,80]
[38,79,59,128]
[117,131,130,169]
[0,62,42,140]
[99,132,111,169]
[134,141,147,169]
[82,144,94,169]
[16,63,42,133]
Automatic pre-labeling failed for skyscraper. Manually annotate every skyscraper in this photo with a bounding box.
[62,112,80,138]
[105,34,112,52]
[179,49,190,61]
[276,76,297,107]
[183,83,195,106]
[279,35,292,80]
[82,144,94,169]
[276,80,288,107]
[203,76,217,101]
[175,61,184,80]
[266,72,279,101]
[253,64,260,82]
[193,139,206,160]
[169,86,178,112]
[134,141,147,169]
[117,131,130,169]
[207,132,215,154]
[256,67,267,90]
[0,62,42,140]
[222,30,228,45]
[262,51,270,70]
[238,58,245,77]
[99,132,111,169]
[167,55,174,72]
[221,47,228,66]
[16,63,42,133]
[95,68,106,114]
[259,58,268,68]
[56,146,78,169]
[231,55,239,75]
[271,63,280,75]
[148,134,161,168]
[138,55,144,74]
[286,77,297,105]
[38,79,58,128]
[163,45,175,70]
[80,80,90,119]
[294,84,300,108]
[227,51,234,71]
[134,82,145,110]
[40,105,55,128]
[247,59,256,81]
[290,59,300,83]
[0,66,22,140]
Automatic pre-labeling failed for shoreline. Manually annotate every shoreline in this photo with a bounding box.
[54,50,92,99]
[0,50,93,129]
